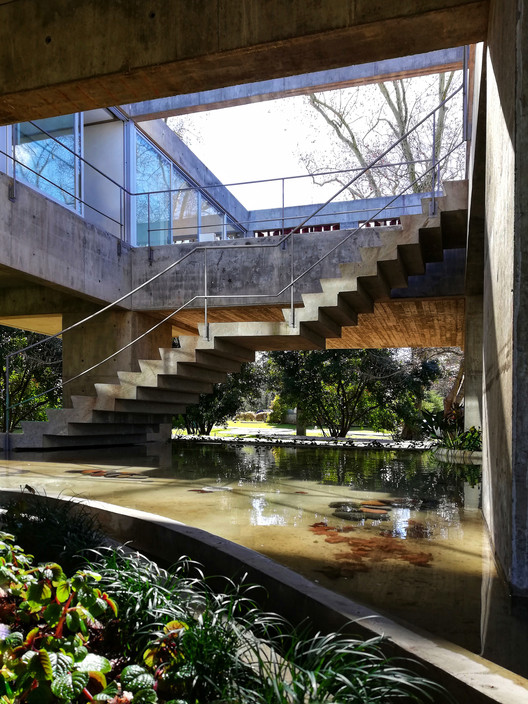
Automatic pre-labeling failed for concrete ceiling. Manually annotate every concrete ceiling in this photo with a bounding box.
[0,0,489,125]
[169,297,465,349]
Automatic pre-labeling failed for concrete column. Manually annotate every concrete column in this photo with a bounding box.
[483,0,528,595]
[61,310,173,406]
[464,294,483,431]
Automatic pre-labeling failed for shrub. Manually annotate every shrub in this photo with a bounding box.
[0,487,107,573]
[0,536,456,704]
[268,395,289,423]
[235,411,256,421]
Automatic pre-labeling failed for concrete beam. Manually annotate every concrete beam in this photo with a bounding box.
[124,48,465,121]
[0,1,488,125]
[0,173,132,307]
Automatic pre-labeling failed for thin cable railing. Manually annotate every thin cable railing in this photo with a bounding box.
[2,84,465,443]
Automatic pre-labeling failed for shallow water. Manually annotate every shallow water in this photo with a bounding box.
[0,441,526,678]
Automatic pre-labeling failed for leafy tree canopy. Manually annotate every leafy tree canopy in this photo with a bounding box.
[175,361,265,435]
[0,325,62,432]
[267,349,440,438]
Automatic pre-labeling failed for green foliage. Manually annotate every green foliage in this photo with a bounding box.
[267,394,289,424]
[175,361,265,435]
[0,325,62,432]
[267,349,440,438]
[0,532,117,704]
[422,407,482,451]
[0,535,454,704]
[85,548,202,659]
[0,488,107,573]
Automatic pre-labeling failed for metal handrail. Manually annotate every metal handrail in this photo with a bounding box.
[3,84,465,438]
[1,143,431,244]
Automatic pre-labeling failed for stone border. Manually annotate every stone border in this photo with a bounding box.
[434,448,483,464]
[0,489,525,703]
[173,433,436,452]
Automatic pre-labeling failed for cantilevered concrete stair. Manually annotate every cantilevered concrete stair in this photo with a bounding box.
[12,182,467,451]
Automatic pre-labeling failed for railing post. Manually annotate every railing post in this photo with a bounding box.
[289,186,295,329]
[430,112,437,216]
[203,247,210,341]
[4,355,10,454]
[147,192,153,264]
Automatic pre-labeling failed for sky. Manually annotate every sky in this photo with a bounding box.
[169,72,463,213]
[169,96,338,211]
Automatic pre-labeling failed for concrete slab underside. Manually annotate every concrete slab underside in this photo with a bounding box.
[0,296,465,351]
[0,1,488,125]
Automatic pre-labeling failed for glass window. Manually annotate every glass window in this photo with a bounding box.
[200,196,224,240]
[172,166,198,243]
[135,133,172,246]
[134,130,243,245]
[14,115,79,208]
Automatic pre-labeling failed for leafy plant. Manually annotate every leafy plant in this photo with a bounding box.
[0,536,456,704]
[0,487,107,572]
[267,349,440,438]
[175,362,265,435]
[422,408,482,451]
[0,532,118,704]
[85,548,202,660]
[0,325,62,432]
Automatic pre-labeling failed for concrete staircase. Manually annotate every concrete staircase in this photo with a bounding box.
[9,182,467,451]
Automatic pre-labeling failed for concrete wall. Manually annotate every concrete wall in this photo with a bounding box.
[129,227,390,311]
[62,311,173,403]
[482,0,518,591]
[511,0,528,594]
[0,171,132,306]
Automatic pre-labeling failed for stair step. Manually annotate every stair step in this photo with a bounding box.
[378,251,408,289]
[136,387,200,404]
[67,422,153,436]
[91,410,171,425]
[440,209,468,248]
[397,242,426,277]
[338,283,373,315]
[176,362,228,384]
[211,338,255,362]
[156,375,213,395]
[300,309,343,339]
[419,225,444,262]
[355,272,391,302]
[43,433,147,448]
[114,399,187,415]
[193,350,242,373]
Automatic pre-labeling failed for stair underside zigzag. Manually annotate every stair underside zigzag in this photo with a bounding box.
[13,182,468,450]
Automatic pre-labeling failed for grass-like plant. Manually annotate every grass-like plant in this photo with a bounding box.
[0,487,106,573]
[0,529,457,703]
[90,547,456,703]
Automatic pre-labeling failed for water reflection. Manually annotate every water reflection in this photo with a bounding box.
[5,442,518,673]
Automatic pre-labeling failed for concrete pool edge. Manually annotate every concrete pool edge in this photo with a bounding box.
[0,489,524,704]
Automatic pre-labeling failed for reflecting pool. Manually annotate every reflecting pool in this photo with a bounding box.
[0,441,526,678]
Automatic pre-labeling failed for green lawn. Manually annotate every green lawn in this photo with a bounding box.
[173,421,392,439]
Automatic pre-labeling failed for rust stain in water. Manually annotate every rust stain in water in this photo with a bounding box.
[309,522,433,572]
